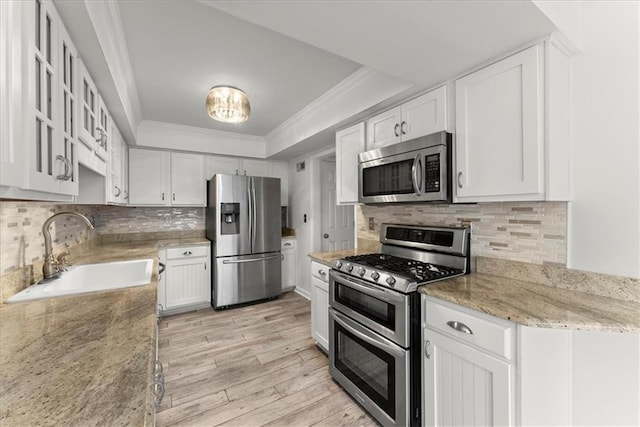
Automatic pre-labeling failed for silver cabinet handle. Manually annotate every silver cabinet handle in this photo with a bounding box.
[124,190,129,200]
[183,251,192,256]
[156,304,164,322]
[394,123,400,137]
[95,127,107,149]
[282,254,284,261]
[425,340,431,359]
[457,171,463,188]
[447,320,473,335]
[284,242,292,247]
[56,155,71,181]
[172,193,176,201]
[318,269,327,277]
[235,169,238,175]
[400,120,407,135]
[114,186,121,197]
[223,255,278,264]
[161,192,165,201]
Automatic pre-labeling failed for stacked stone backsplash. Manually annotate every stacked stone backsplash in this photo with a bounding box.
[0,201,205,301]
[358,201,567,266]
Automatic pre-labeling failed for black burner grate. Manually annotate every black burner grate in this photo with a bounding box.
[343,253,463,282]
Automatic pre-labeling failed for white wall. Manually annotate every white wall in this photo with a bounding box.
[568,1,640,278]
[289,155,312,298]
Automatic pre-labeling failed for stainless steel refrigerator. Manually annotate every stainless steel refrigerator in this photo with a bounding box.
[206,174,282,309]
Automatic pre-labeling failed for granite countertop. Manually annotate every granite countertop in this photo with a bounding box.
[419,273,640,333]
[308,248,639,333]
[0,237,209,426]
[308,248,373,267]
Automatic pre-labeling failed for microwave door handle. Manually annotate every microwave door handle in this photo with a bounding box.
[412,153,422,196]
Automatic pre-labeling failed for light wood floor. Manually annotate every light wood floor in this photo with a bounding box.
[157,291,378,426]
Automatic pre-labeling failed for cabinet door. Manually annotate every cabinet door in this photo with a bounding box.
[207,155,240,178]
[170,152,205,206]
[365,106,401,150]
[95,95,109,162]
[128,149,169,205]
[424,328,513,426]
[242,159,268,177]
[78,58,98,152]
[401,86,447,140]
[268,161,289,206]
[311,276,329,352]
[335,122,365,205]
[164,255,210,310]
[281,246,296,292]
[455,45,543,201]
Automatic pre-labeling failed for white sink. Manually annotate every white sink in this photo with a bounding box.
[6,259,154,303]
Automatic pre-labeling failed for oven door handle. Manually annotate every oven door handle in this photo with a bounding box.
[330,308,405,358]
[330,270,405,303]
[411,153,422,196]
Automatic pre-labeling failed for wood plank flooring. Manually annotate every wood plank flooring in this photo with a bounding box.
[157,292,378,426]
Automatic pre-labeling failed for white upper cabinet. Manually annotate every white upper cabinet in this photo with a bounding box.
[366,86,448,151]
[335,121,365,205]
[170,152,205,206]
[242,159,268,177]
[206,156,240,178]
[454,42,570,202]
[129,148,204,206]
[267,161,289,206]
[76,58,106,176]
[0,0,78,200]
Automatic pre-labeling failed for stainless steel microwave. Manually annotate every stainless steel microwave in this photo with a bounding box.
[358,131,452,204]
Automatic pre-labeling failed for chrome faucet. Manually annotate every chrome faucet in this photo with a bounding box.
[42,212,95,279]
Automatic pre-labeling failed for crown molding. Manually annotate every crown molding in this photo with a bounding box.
[136,120,266,157]
[84,0,143,142]
[265,66,413,157]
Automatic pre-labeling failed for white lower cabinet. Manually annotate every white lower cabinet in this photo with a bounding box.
[310,261,330,352]
[281,239,296,292]
[423,296,515,426]
[158,243,211,315]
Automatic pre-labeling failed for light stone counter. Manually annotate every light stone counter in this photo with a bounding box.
[0,236,209,426]
[308,248,374,268]
[419,271,640,333]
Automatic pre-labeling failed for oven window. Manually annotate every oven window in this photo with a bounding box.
[362,158,414,196]
[335,322,396,419]
[335,283,395,330]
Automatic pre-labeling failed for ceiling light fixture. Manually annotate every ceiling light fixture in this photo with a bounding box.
[206,86,250,123]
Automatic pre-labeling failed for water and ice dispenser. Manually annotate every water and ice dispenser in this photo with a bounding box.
[220,203,240,235]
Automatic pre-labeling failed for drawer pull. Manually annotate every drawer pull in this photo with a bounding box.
[318,270,327,277]
[183,251,192,256]
[447,320,473,335]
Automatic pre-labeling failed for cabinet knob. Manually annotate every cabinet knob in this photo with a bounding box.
[323,233,329,239]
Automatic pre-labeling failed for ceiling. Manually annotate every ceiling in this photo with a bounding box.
[56,0,559,159]
[117,0,361,137]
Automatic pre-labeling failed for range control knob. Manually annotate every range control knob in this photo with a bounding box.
[357,267,366,276]
[386,276,397,286]
[335,260,343,269]
[371,271,380,281]
[346,263,353,272]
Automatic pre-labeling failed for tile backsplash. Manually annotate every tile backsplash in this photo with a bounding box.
[358,201,567,266]
[0,201,205,275]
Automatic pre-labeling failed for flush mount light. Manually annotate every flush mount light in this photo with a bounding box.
[206,86,250,123]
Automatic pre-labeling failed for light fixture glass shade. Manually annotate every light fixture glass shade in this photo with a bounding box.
[206,86,250,123]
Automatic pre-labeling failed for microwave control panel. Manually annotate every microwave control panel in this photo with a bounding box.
[424,154,440,192]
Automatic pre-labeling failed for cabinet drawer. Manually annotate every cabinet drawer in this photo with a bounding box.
[311,261,330,283]
[424,297,515,360]
[165,245,208,260]
[281,239,296,250]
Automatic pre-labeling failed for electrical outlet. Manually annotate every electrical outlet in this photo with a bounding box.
[368,217,375,230]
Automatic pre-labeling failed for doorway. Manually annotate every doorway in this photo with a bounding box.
[320,159,354,251]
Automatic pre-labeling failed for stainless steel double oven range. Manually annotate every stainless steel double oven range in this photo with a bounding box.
[328,224,470,426]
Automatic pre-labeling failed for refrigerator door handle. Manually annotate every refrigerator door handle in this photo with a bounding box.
[222,255,279,264]
[247,177,253,252]
[251,178,257,251]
